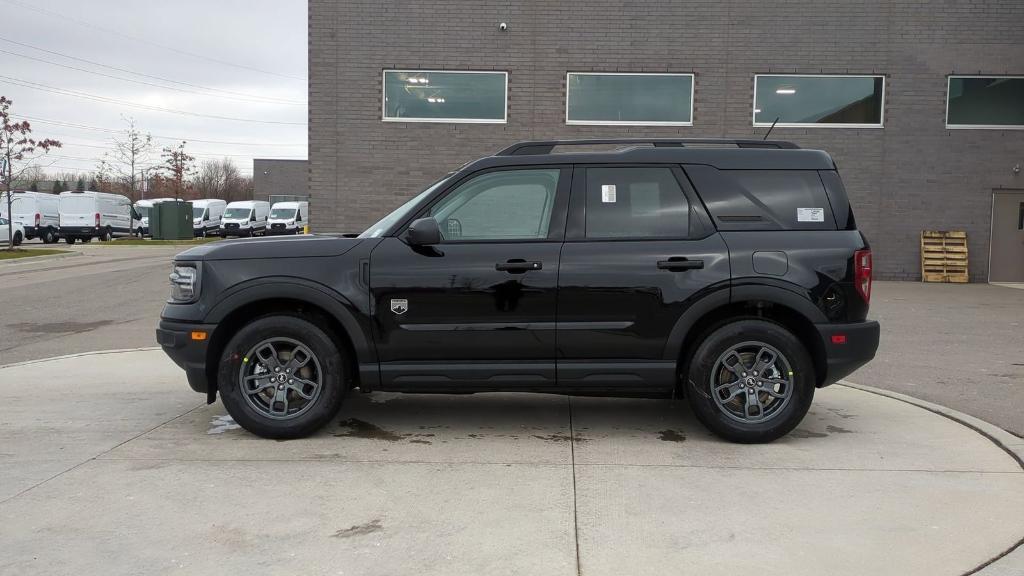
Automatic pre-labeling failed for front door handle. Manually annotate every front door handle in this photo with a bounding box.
[657,257,704,271]
[496,259,542,273]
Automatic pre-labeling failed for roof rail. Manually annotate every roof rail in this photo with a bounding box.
[495,138,800,156]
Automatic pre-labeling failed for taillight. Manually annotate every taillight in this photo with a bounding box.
[35,213,41,226]
[95,212,101,227]
[854,249,872,303]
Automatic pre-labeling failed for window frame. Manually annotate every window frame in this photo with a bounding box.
[752,73,886,129]
[564,164,711,242]
[565,72,695,127]
[402,165,572,244]
[945,75,1024,130]
[381,69,509,124]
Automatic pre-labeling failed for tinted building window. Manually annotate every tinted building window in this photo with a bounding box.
[383,70,507,123]
[753,75,884,127]
[567,73,694,125]
[585,167,689,238]
[947,77,1024,128]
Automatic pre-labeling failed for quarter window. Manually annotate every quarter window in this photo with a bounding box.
[383,70,507,123]
[946,76,1024,129]
[566,73,694,125]
[753,75,884,127]
[585,167,689,239]
[429,169,560,241]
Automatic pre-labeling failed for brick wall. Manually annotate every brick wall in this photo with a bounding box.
[309,0,1024,280]
[253,159,309,203]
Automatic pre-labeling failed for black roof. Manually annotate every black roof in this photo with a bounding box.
[470,138,835,171]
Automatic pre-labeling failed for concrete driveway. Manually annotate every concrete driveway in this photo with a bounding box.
[1,350,1021,576]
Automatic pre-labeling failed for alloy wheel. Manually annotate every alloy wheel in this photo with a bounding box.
[710,341,794,424]
[238,337,324,420]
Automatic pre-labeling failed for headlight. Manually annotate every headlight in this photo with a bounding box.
[168,264,200,302]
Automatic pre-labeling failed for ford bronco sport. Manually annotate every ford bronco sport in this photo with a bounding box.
[157,138,879,443]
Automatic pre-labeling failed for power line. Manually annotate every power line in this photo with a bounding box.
[56,140,306,160]
[0,45,305,107]
[16,115,307,147]
[0,74,307,125]
[0,0,306,82]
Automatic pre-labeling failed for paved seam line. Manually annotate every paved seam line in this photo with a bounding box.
[0,402,205,507]
[839,382,1024,576]
[0,347,161,369]
[568,395,582,576]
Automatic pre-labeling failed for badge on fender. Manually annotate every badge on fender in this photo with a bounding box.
[390,299,408,315]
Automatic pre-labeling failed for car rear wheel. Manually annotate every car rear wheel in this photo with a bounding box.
[43,228,57,244]
[685,319,814,443]
[12,231,22,246]
[217,314,348,439]
[100,227,112,242]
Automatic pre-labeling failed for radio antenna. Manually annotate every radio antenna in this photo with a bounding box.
[763,117,779,140]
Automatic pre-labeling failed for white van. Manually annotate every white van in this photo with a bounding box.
[134,198,175,236]
[191,199,227,237]
[221,200,270,237]
[267,201,309,235]
[59,191,137,244]
[0,191,61,243]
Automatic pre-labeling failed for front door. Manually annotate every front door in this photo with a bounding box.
[370,166,571,389]
[556,165,731,389]
[990,191,1024,283]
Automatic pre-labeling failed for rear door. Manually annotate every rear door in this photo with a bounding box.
[59,195,95,230]
[556,165,730,389]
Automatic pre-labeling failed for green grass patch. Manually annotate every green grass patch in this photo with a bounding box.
[0,248,69,260]
[105,237,223,246]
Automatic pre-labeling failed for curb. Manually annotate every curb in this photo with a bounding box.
[0,250,81,266]
[0,346,161,370]
[840,380,1024,576]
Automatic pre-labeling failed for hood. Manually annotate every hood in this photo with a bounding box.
[175,234,363,261]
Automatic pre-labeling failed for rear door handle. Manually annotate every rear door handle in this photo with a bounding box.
[496,259,542,273]
[657,257,704,271]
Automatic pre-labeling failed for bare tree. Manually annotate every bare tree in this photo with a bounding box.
[97,117,154,211]
[1,96,61,249]
[161,141,195,200]
[193,159,227,198]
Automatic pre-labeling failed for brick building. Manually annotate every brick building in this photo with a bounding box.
[309,0,1024,281]
[253,159,308,203]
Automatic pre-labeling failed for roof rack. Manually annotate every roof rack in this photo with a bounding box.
[495,138,800,156]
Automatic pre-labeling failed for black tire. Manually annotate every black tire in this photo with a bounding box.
[100,227,112,242]
[685,319,815,443]
[43,228,57,244]
[217,314,348,439]
[81,237,92,243]
[13,231,22,246]
[137,228,145,238]
[65,236,76,245]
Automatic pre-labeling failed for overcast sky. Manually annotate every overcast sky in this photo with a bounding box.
[0,0,307,178]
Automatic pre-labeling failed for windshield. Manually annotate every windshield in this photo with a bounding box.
[358,177,449,238]
[192,207,206,219]
[270,208,297,219]
[224,207,252,219]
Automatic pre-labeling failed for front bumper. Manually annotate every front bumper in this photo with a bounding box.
[157,319,217,395]
[814,320,880,387]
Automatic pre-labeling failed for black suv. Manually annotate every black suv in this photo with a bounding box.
[157,139,879,443]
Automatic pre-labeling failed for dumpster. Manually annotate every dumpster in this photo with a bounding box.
[150,200,193,240]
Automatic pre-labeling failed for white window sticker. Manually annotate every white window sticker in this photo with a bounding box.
[601,184,617,203]
[797,207,824,222]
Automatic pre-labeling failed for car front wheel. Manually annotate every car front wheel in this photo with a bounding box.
[12,231,23,246]
[685,319,815,443]
[217,314,348,439]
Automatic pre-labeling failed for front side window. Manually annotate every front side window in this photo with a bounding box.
[428,169,560,241]
[383,70,507,123]
[567,73,694,125]
[585,167,689,239]
[946,76,1024,129]
[753,75,884,127]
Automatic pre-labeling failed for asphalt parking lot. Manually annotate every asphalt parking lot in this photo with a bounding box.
[1,243,1022,575]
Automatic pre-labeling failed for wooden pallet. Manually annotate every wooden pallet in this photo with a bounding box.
[921,231,968,283]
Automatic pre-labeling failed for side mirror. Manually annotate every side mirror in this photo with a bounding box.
[406,217,441,246]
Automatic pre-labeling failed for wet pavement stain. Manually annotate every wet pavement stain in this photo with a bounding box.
[408,439,432,445]
[332,519,383,538]
[826,425,854,434]
[658,429,686,442]
[335,419,403,441]
[826,408,856,419]
[9,320,114,334]
[532,434,588,443]
[789,429,828,438]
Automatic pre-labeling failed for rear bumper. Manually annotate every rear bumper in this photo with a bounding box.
[61,226,99,238]
[815,320,880,387]
[157,319,217,394]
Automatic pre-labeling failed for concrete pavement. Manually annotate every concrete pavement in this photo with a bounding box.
[1,350,1021,576]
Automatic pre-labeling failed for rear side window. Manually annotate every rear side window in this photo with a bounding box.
[585,167,689,238]
[685,165,836,231]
